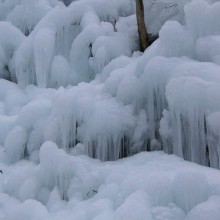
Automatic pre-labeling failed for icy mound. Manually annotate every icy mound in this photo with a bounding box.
[1,150,220,220]
[0,0,58,22]
[6,0,52,36]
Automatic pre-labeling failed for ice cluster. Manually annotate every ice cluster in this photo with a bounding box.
[0,0,220,218]
[0,0,220,166]
[1,148,220,220]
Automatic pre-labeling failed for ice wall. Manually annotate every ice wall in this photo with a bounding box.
[8,0,136,88]
[0,0,220,169]
[44,83,146,161]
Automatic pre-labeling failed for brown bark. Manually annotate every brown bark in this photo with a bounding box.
[136,0,149,52]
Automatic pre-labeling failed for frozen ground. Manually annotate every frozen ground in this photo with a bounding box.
[0,146,220,220]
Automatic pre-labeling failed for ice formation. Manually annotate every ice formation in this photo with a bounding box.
[4,126,27,163]
[0,0,220,219]
[0,0,220,165]
[1,150,220,220]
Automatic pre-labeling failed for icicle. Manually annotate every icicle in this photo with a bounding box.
[4,126,27,163]
[34,28,55,88]
[207,112,220,169]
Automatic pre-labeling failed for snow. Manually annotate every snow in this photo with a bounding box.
[6,0,51,36]
[1,150,220,220]
[4,126,27,163]
[173,172,208,212]
[5,199,49,220]
[34,28,55,87]
[0,0,220,219]
[185,196,220,220]
[50,55,73,88]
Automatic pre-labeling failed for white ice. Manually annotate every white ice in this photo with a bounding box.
[0,0,220,219]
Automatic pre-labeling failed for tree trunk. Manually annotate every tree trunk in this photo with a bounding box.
[136,0,149,52]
